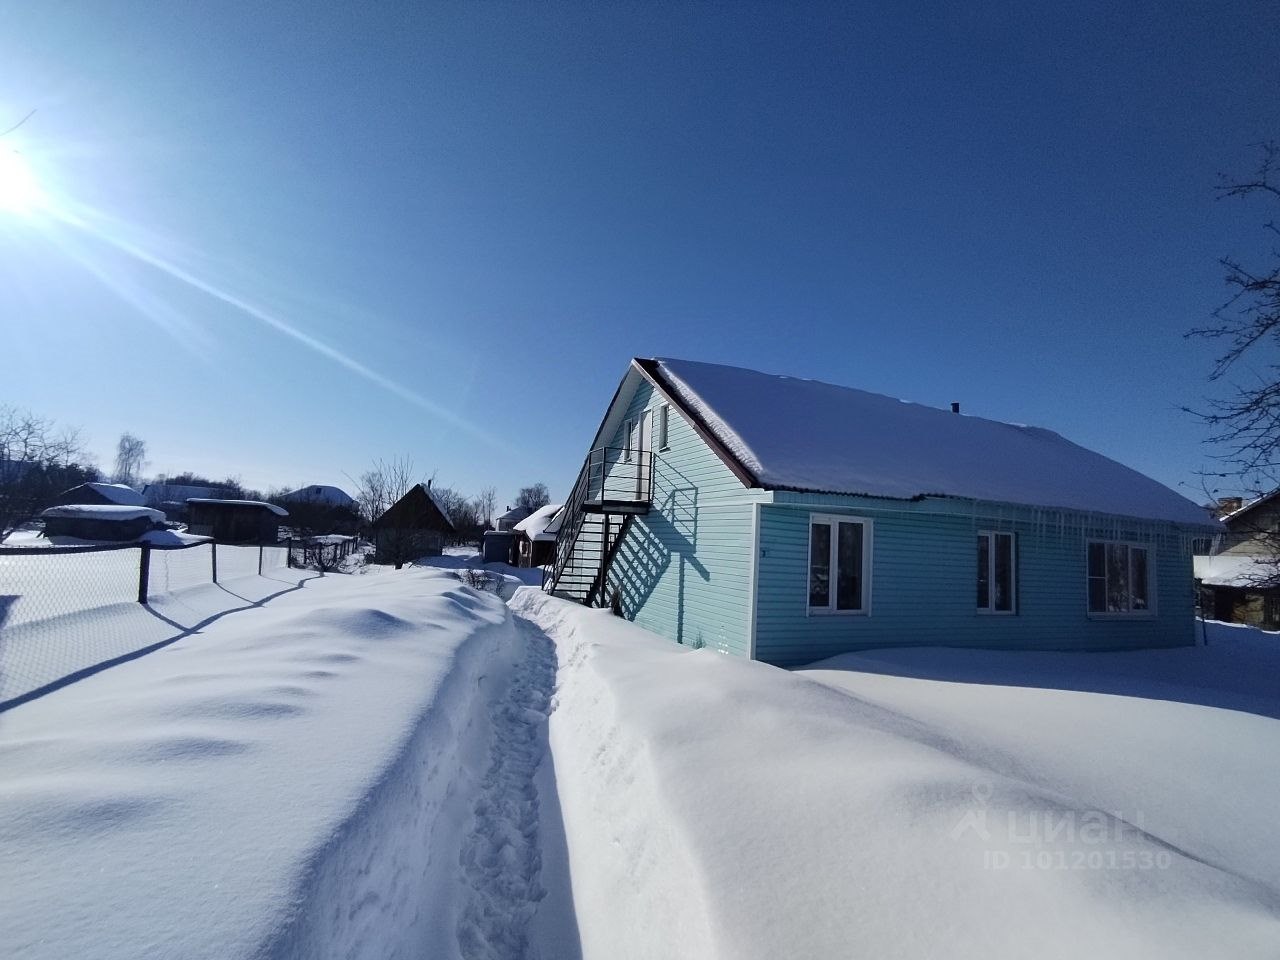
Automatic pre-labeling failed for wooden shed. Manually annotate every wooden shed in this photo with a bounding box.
[39,504,165,542]
[186,499,288,544]
[371,484,456,565]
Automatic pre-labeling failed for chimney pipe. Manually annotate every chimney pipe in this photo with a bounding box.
[950,402,960,414]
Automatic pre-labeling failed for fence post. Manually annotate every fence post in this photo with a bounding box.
[286,537,293,568]
[137,543,152,605]
[258,544,263,576]
[211,542,218,584]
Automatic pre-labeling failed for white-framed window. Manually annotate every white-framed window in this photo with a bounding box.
[977,531,1016,614]
[1087,541,1153,615]
[622,417,634,461]
[807,514,872,614]
[657,403,670,451]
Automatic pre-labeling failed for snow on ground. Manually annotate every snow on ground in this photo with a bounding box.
[0,567,556,960]
[6,552,1280,959]
[512,589,1280,959]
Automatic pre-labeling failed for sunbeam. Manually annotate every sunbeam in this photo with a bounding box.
[37,201,511,452]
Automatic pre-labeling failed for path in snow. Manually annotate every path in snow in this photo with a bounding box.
[456,614,557,959]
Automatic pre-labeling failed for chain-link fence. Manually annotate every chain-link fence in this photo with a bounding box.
[0,540,302,711]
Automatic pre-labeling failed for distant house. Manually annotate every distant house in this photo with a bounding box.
[277,484,360,535]
[279,485,357,510]
[512,503,564,568]
[186,499,288,544]
[494,506,531,532]
[46,482,145,509]
[543,357,1219,665]
[39,504,165,542]
[1194,491,1280,627]
[372,484,456,565]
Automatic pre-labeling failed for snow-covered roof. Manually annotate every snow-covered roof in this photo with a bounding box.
[81,482,145,506]
[40,504,165,523]
[280,485,356,507]
[1194,553,1280,588]
[1219,490,1280,525]
[653,358,1215,527]
[186,498,289,517]
[513,504,564,541]
[496,506,530,522]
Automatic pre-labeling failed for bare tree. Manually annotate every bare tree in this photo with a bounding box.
[476,485,498,527]
[1188,140,1280,492]
[351,456,422,526]
[515,482,551,513]
[112,432,147,487]
[0,405,94,538]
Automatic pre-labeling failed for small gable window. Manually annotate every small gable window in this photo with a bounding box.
[657,403,670,451]
[1087,542,1152,615]
[808,514,871,614]
[977,532,1016,614]
[623,418,634,461]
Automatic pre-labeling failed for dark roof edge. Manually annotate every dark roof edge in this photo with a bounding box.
[634,357,761,489]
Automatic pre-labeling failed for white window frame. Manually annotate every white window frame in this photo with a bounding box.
[1086,540,1156,618]
[806,513,873,616]
[977,530,1017,615]
[657,403,670,451]
[622,417,634,462]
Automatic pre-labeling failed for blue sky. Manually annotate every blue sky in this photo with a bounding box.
[2,1,1278,506]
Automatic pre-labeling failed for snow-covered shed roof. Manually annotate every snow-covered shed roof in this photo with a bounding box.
[513,504,564,541]
[41,504,165,523]
[645,358,1215,527]
[280,485,356,508]
[186,498,289,517]
[496,506,531,523]
[74,482,145,506]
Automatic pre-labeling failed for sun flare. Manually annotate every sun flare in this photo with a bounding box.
[0,147,46,214]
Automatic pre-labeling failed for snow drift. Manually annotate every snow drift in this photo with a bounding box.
[0,568,519,960]
[513,588,1280,959]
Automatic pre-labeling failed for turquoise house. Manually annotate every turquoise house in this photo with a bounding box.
[545,358,1218,667]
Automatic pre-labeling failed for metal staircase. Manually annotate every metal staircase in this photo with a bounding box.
[543,446,653,605]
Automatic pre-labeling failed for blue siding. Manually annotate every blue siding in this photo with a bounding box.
[754,493,1199,666]
[603,379,760,656]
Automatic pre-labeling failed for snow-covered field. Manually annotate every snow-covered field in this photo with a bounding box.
[3,562,1279,958]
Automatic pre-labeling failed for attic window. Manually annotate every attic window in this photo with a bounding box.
[623,418,635,461]
[658,403,670,451]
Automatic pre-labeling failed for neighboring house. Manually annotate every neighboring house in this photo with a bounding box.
[279,485,357,510]
[544,357,1219,666]
[512,503,564,568]
[1194,490,1280,627]
[46,482,145,509]
[371,484,456,564]
[39,504,165,542]
[277,484,361,536]
[186,499,288,544]
[495,506,532,532]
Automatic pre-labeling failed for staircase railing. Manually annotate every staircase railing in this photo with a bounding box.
[543,446,654,594]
